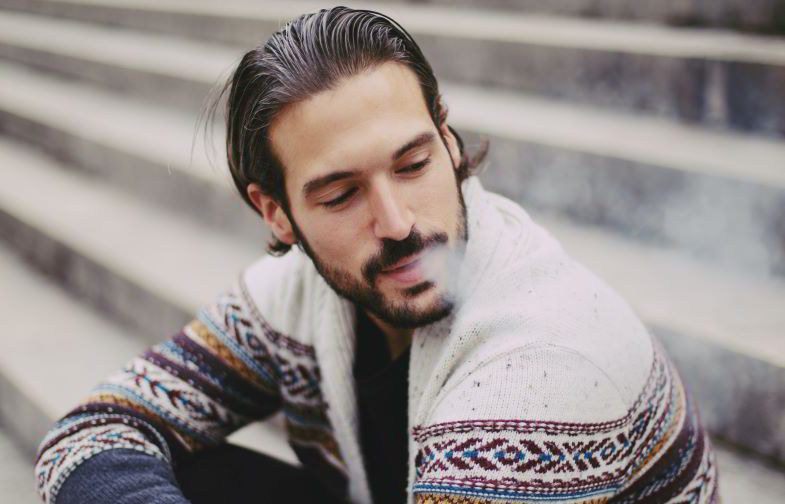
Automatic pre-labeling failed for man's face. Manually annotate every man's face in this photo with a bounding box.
[267,62,466,328]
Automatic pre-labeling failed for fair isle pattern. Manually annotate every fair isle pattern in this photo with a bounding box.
[412,344,717,503]
[668,433,718,504]
[35,413,170,503]
[236,279,325,407]
[91,356,254,445]
[34,285,348,504]
[612,377,718,503]
[236,278,348,480]
[415,495,610,504]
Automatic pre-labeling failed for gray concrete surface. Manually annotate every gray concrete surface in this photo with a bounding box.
[2,0,785,135]
[352,0,785,34]
[0,429,39,503]
[715,441,785,503]
[0,136,259,340]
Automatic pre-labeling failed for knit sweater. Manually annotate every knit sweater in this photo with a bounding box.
[34,176,718,503]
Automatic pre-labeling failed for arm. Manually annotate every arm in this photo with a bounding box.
[56,449,189,504]
[34,285,283,503]
[411,342,718,503]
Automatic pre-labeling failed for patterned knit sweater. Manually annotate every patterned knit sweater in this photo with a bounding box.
[35,177,718,503]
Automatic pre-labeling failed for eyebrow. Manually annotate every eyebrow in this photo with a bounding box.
[301,131,436,199]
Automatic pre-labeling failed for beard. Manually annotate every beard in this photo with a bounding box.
[287,186,468,329]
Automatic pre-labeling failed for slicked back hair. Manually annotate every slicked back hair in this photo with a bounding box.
[212,6,487,255]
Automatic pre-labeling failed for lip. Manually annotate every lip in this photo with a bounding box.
[382,251,424,273]
[380,252,426,285]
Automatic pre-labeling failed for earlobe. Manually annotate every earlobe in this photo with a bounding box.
[269,206,297,245]
[247,184,297,245]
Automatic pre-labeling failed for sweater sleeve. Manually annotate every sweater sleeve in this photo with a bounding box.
[34,284,283,503]
[55,449,190,504]
[411,342,719,503]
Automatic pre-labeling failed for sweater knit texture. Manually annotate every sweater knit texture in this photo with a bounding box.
[34,177,718,503]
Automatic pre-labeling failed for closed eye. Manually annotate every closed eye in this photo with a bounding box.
[319,158,431,209]
[397,158,431,174]
[320,187,358,208]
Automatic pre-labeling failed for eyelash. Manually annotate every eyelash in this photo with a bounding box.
[320,158,431,208]
[397,158,431,174]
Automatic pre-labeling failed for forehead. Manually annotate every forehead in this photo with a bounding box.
[269,62,435,195]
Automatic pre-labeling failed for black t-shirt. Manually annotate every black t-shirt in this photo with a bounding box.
[353,309,411,504]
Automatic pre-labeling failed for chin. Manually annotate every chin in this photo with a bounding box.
[372,283,454,329]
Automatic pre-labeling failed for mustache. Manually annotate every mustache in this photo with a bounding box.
[362,228,448,284]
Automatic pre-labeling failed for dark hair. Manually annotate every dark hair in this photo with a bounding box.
[211,6,487,255]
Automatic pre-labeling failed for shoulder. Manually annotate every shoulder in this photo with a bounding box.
[413,185,718,502]
[426,342,644,427]
[411,342,683,502]
[454,187,655,405]
[448,249,654,411]
[411,340,718,503]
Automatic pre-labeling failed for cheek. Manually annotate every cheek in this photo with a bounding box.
[302,220,368,271]
[417,166,460,228]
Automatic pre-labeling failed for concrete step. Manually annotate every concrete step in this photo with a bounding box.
[1,0,784,136]
[1,57,784,277]
[0,137,783,464]
[349,0,785,35]
[0,428,38,503]
[0,212,296,471]
[0,135,261,343]
[0,62,261,241]
[0,8,239,114]
[713,441,785,503]
[447,83,785,278]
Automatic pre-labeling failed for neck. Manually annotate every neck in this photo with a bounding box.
[365,311,412,361]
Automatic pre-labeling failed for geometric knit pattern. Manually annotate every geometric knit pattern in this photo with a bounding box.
[34,280,348,504]
[412,344,718,503]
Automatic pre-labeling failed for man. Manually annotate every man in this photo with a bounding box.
[34,6,718,504]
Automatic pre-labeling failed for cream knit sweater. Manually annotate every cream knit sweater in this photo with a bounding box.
[36,176,718,503]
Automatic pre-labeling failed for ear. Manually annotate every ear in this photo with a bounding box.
[439,122,461,171]
[247,183,297,245]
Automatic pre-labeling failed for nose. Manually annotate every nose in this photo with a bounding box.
[369,179,414,241]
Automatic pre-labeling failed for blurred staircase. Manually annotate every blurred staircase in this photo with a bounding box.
[365,0,785,35]
[0,0,783,501]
